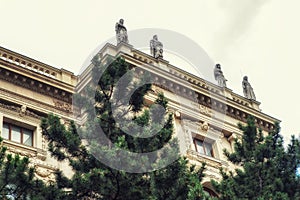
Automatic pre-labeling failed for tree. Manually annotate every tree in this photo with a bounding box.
[212,116,300,200]
[0,136,63,200]
[40,56,210,199]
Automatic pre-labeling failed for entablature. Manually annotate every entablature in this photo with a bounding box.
[0,46,77,105]
[78,42,280,132]
[0,89,74,119]
[130,63,278,132]
[0,66,73,104]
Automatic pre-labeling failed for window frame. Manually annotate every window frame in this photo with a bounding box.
[2,122,34,146]
[193,138,214,157]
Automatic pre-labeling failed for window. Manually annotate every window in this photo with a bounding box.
[2,122,33,146]
[193,138,213,157]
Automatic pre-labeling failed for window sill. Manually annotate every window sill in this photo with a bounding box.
[186,149,226,168]
[3,140,46,161]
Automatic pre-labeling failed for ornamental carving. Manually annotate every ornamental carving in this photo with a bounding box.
[201,121,209,131]
[7,146,35,158]
[35,167,52,178]
[34,166,56,183]
[0,67,72,103]
[37,149,47,161]
[186,149,222,169]
[53,100,72,112]
[5,145,47,161]
[0,102,40,119]
[191,103,212,117]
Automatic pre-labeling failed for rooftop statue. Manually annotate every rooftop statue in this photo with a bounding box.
[214,64,227,87]
[150,35,163,59]
[115,19,129,44]
[242,76,256,100]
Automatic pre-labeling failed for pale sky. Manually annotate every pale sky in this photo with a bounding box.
[1,0,299,143]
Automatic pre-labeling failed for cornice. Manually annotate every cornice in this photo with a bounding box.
[131,65,277,132]
[0,66,73,104]
[69,42,281,132]
[92,43,266,112]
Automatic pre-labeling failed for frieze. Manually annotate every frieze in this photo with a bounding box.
[53,99,72,113]
[0,88,72,116]
[191,102,212,117]
[0,101,41,119]
[132,63,275,132]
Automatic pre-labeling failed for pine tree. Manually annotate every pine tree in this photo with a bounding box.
[212,116,300,200]
[0,136,63,200]
[40,56,210,199]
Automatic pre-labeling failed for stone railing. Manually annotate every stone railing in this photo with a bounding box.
[0,47,77,86]
[0,49,57,78]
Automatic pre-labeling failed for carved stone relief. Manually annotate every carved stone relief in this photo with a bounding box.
[0,101,40,119]
[191,102,212,117]
[19,104,27,116]
[6,146,35,158]
[6,145,47,161]
[201,121,209,131]
[53,99,72,112]
[34,165,56,183]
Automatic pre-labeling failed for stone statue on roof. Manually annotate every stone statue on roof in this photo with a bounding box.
[214,64,227,87]
[150,35,163,59]
[242,76,256,100]
[115,19,129,44]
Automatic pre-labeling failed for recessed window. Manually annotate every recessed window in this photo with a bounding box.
[193,138,213,157]
[2,122,33,146]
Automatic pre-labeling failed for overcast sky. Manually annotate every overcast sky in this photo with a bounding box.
[1,0,299,143]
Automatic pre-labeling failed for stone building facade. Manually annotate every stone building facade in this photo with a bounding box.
[0,46,77,182]
[0,42,279,195]
[77,42,280,194]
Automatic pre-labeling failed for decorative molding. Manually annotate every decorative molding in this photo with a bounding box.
[201,121,209,131]
[19,104,27,116]
[130,62,276,132]
[0,48,58,78]
[35,167,52,178]
[182,119,223,140]
[7,146,36,158]
[4,141,47,161]
[3,141,58,182]
[191,102,212,117]
[186,149,224,169]
[0,66,72,103]
[53,99,72,113]
[0,101,41,119]
[0,88,71,115]
[34,165,56,183]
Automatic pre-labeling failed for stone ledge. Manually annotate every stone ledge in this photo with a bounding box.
[3,140,47,161]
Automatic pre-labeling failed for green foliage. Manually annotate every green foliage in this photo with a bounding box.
[40,56,210,199]
[212,116,300,200]
[0,137,63,200]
